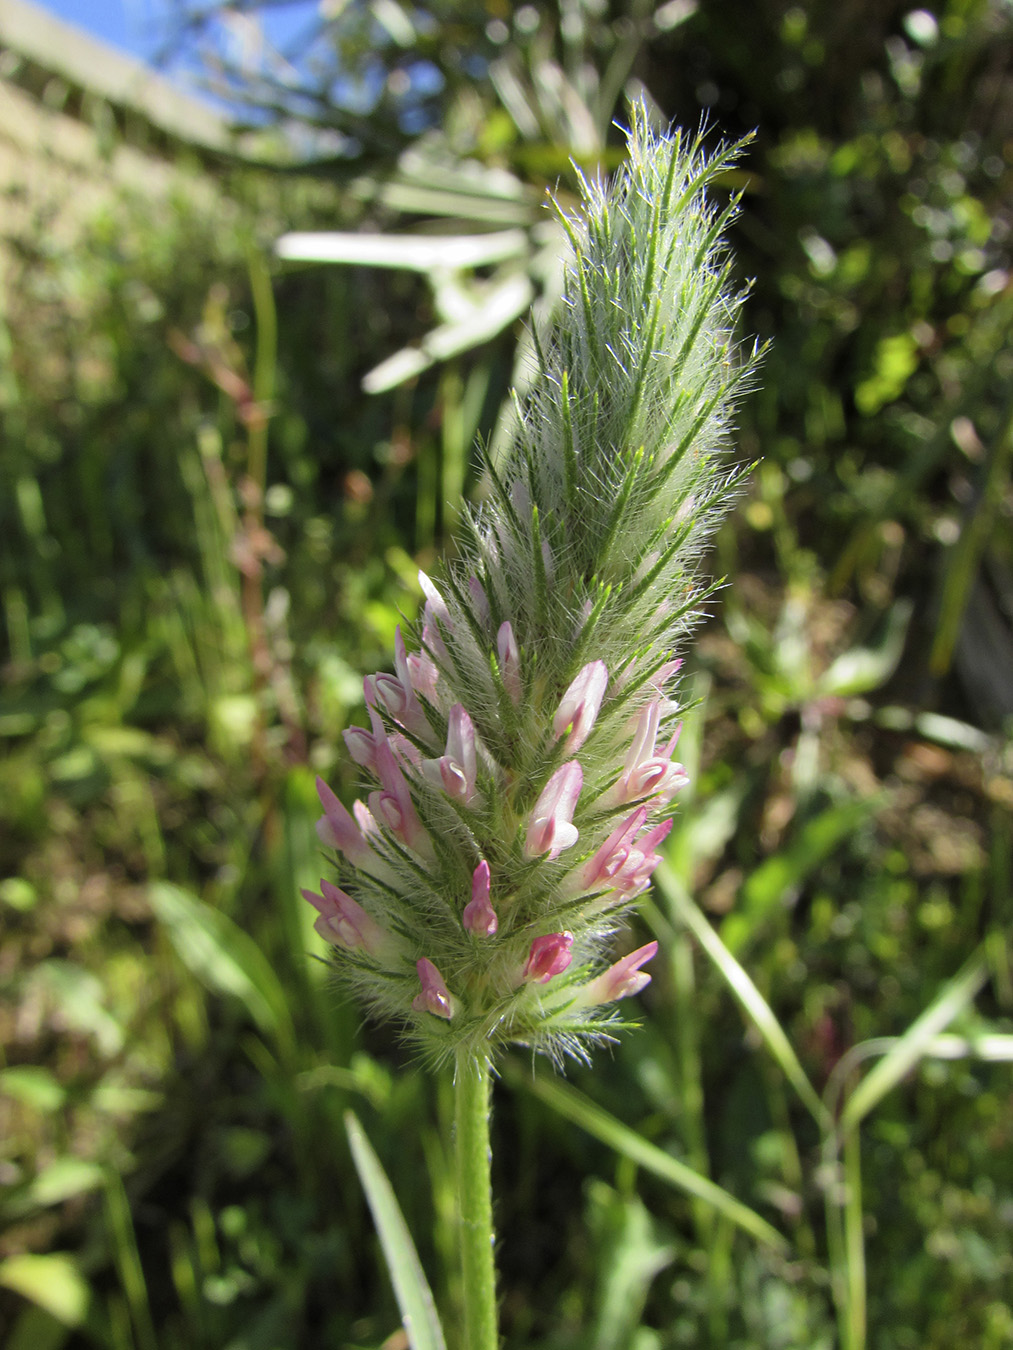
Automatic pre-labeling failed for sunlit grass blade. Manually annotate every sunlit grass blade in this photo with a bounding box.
[344,1111,449,1350]
[502,1060,787,1252]
[103,1170,157,1350]
[837,952,989,1136]
[150,882,295,1059]
[650,867,829,1128]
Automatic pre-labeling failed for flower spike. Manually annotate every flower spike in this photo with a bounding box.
[301,107,758,1060]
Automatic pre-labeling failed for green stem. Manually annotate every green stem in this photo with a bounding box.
[454,1051,498,1350]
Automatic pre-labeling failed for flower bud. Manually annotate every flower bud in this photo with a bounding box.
[496,621,522,706]
[523,932,574,983]
[412,958,454,1019]
[462,860,498,937]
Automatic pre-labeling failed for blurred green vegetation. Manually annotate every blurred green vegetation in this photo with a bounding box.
[2,2,1012,1347]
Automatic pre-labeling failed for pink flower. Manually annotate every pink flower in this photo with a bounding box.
[422,704,478,805]
[580,941,659,1005]
[523,932,574,983]
[370,728,430,853]
[650,657,683,691]
[497,621,522,706]
[343,725,379,771]
[316,777,374,867]
[553,660,608,754]
[610,818,673,898]
[415,573,450,696]
[580,806,649,890]
[462,860,498,937]
[302,879,401,961]
[407,648,441,704]
[364,628,428,735]
[412,957,454,1019]
[524,761,583,859]
[611,701,689,804]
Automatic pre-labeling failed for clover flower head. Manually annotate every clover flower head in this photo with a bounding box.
[306,105,759,1065]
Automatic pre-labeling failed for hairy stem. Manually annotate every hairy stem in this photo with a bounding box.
[454,1052,498,1350]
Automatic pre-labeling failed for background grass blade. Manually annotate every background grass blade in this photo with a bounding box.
[838,953,989,1135]
[344,1111,449,1350]
[651,868,829,1128]
[502,1061,787,1253]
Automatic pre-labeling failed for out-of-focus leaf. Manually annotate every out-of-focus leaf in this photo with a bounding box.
[0,1254,91,1328]
[150,883,294,1054]
[0,1065,66,1112]
[26,962,124,1056]
[817,600,912,697]
[363,273,534,393]
[586,1181,675,1350]
[3,1159,106,1219]
[649,876,828,1126]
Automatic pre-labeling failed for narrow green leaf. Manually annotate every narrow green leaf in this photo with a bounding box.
[104,1170,157,1350]
[839,954,988,1135]
[344,1111,449,1350]
[150,883,295,1055]
[652,869,828,1127]
[502,1062,787,1252]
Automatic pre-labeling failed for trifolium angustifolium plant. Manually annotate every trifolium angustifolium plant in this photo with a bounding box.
[304,104,760,1069]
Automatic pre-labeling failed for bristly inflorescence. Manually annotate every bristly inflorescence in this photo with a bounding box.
[304,105,761,1068]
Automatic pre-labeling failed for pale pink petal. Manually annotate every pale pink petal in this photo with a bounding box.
[553,660,608,754]
[422,704,478,805]
[581,806,648,890]
[468,576,491,628]
[581,942,659,1004]
[524,761,583,860]
[370,729,429,852]
[418,571,451,626]
[343,726,379,771]
[302,879,401,962]
[315,777,370,864]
